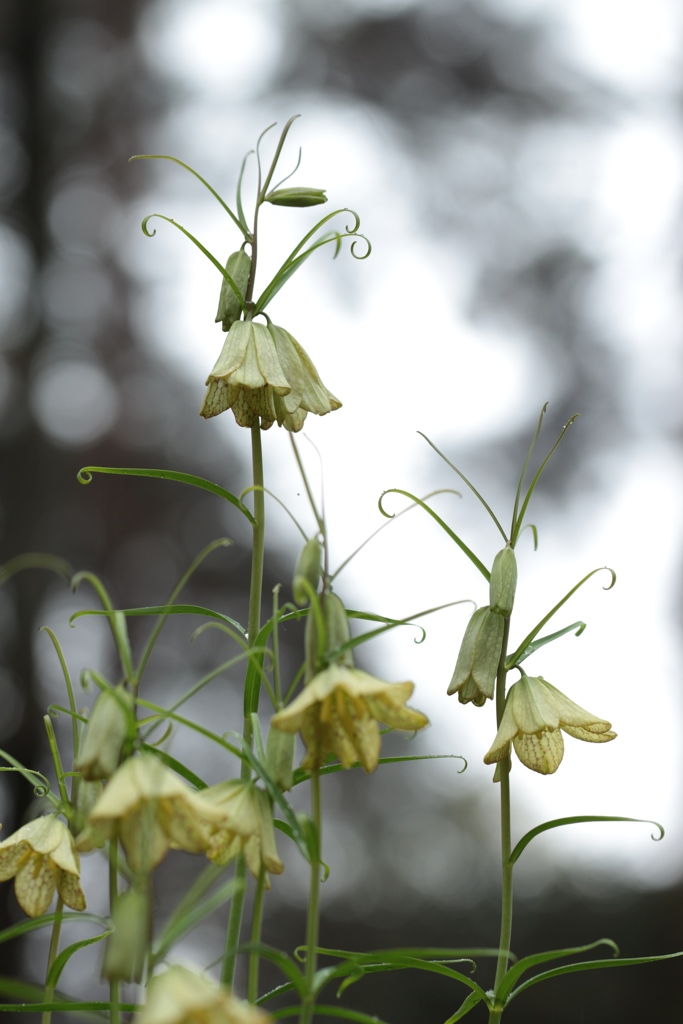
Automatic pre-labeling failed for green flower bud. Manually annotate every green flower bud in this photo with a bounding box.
[489,545,517,616]
[265,726,296,792]
[264,186,327,207]
[293,537,322,605]
[304,592,353,681]
[75,685,134,781]
[447,606,504,705]
[215,248,251,331]
[102,886,150,983]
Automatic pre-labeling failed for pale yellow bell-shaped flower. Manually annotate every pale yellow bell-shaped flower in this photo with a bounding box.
[0,815,86,918]
[271,666,429,773]
[484,674,616,775]
[138,965,272,1024]
[200,781,283,887]
[200,320,340,431]
[78,754,227,872]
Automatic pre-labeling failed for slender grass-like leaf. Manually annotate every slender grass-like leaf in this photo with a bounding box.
[506,621,585,669]
[509,816,664,867]
[0,912,108,945]
[443,989,489,1023]
[139,746,207,789]
[506,566,616,667]
[418,432,506,540]
[0,554,72,586]
[129,153,246,236]
[507,950,683,1004]
[70,604,247,637]
[510,403,548,538]
[513,413,579,541]
[271,1007,392,1023]
[77,466,256,524]
[46,931,111,988]
[495,938,619,1001]
[292,754,467,787]
[379,489,489,581]
[237,942,306,995]
[152,876,240,966]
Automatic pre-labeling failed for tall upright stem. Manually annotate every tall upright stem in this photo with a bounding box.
[489,617,512,1023]
[222,422,266,989]
[300,771,322,1024]
[41,896,63,1024]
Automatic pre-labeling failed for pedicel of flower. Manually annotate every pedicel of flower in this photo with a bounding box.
[0,814,86,918]
[484,673,616,776]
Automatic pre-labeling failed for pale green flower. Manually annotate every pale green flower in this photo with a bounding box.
[484,674,616,775]
[272,666,429,773]
[0,815,86,918]
[78,754,226,872]
[200,320,340,430]
[138,965,272,1024]
[447,606,504,706]
[200,781,283,887]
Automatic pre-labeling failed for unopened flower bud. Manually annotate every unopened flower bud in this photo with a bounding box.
[489,545,517,616]
[265,187,327,207]
[102,886,150,983]
[447,606,504,705]
[293,538,322,605]
[215,249,251,331]
[304,592,353,681]
[75,685,134,781]
[265,726,295,792]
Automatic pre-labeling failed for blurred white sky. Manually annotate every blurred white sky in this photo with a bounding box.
[122,0,683,886]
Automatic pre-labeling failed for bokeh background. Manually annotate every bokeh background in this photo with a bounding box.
[0,0,681,1020]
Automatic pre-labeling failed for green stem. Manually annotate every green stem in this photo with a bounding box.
[109,843,120,1024]
[247,867,267,1003]
[222,422,266,988]
[41,896,63,1024]
[300,771,322,1024]
[489,617,512,1024]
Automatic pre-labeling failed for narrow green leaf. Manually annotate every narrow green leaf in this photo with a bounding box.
[292,754,467,787]
[77,467,256,524]
[129,153,247,236]
[506,566,616,666]
[506,621,586,669]
[496,938,618,1001]
[508,950,683,1003]
[271,1006,393,1024]
[509,816,664,866]
[139,746,207,789]
[47,930,111,988]
[237,942,306,995]
[418,431,506,541]
[443,989,488,1023]
[0,554,72,586]
[70,604,247,637]
[379,489,489,581]
[0,912,108,946]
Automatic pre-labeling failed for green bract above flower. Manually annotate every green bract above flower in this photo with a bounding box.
[271,666,429,773]
[447,606,504,706]
[78,754,226,872]
[138,965,272,1024]
[0,815,86,918]
[200,320,340,431]
[484,674,616,775]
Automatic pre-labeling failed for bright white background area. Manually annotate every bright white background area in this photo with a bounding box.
[119,0,683,886]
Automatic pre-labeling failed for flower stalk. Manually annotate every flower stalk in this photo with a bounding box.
[490,617,512,1023]
[301,770,322,1024]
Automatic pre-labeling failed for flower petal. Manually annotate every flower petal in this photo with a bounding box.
[56,869,86,912]
[0,841,30,881]
[14,856,56,917]
[513,728,564,774]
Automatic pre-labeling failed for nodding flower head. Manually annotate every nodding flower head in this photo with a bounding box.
[484,674,616,776]
[0,815,86,918]
[272,666,429,773]
[200,321,340,431]
[447,606,504,706]
[138,965,273,1024]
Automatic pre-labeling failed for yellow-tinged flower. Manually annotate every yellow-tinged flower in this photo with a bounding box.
[447,606,504,706]
[0,815,85,918]
[484,674,616,775]
[78,754,226,872]
[200,781,283,887]
[200,320,340,430]
[271,666,429,773]
[138,965,272,1024]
